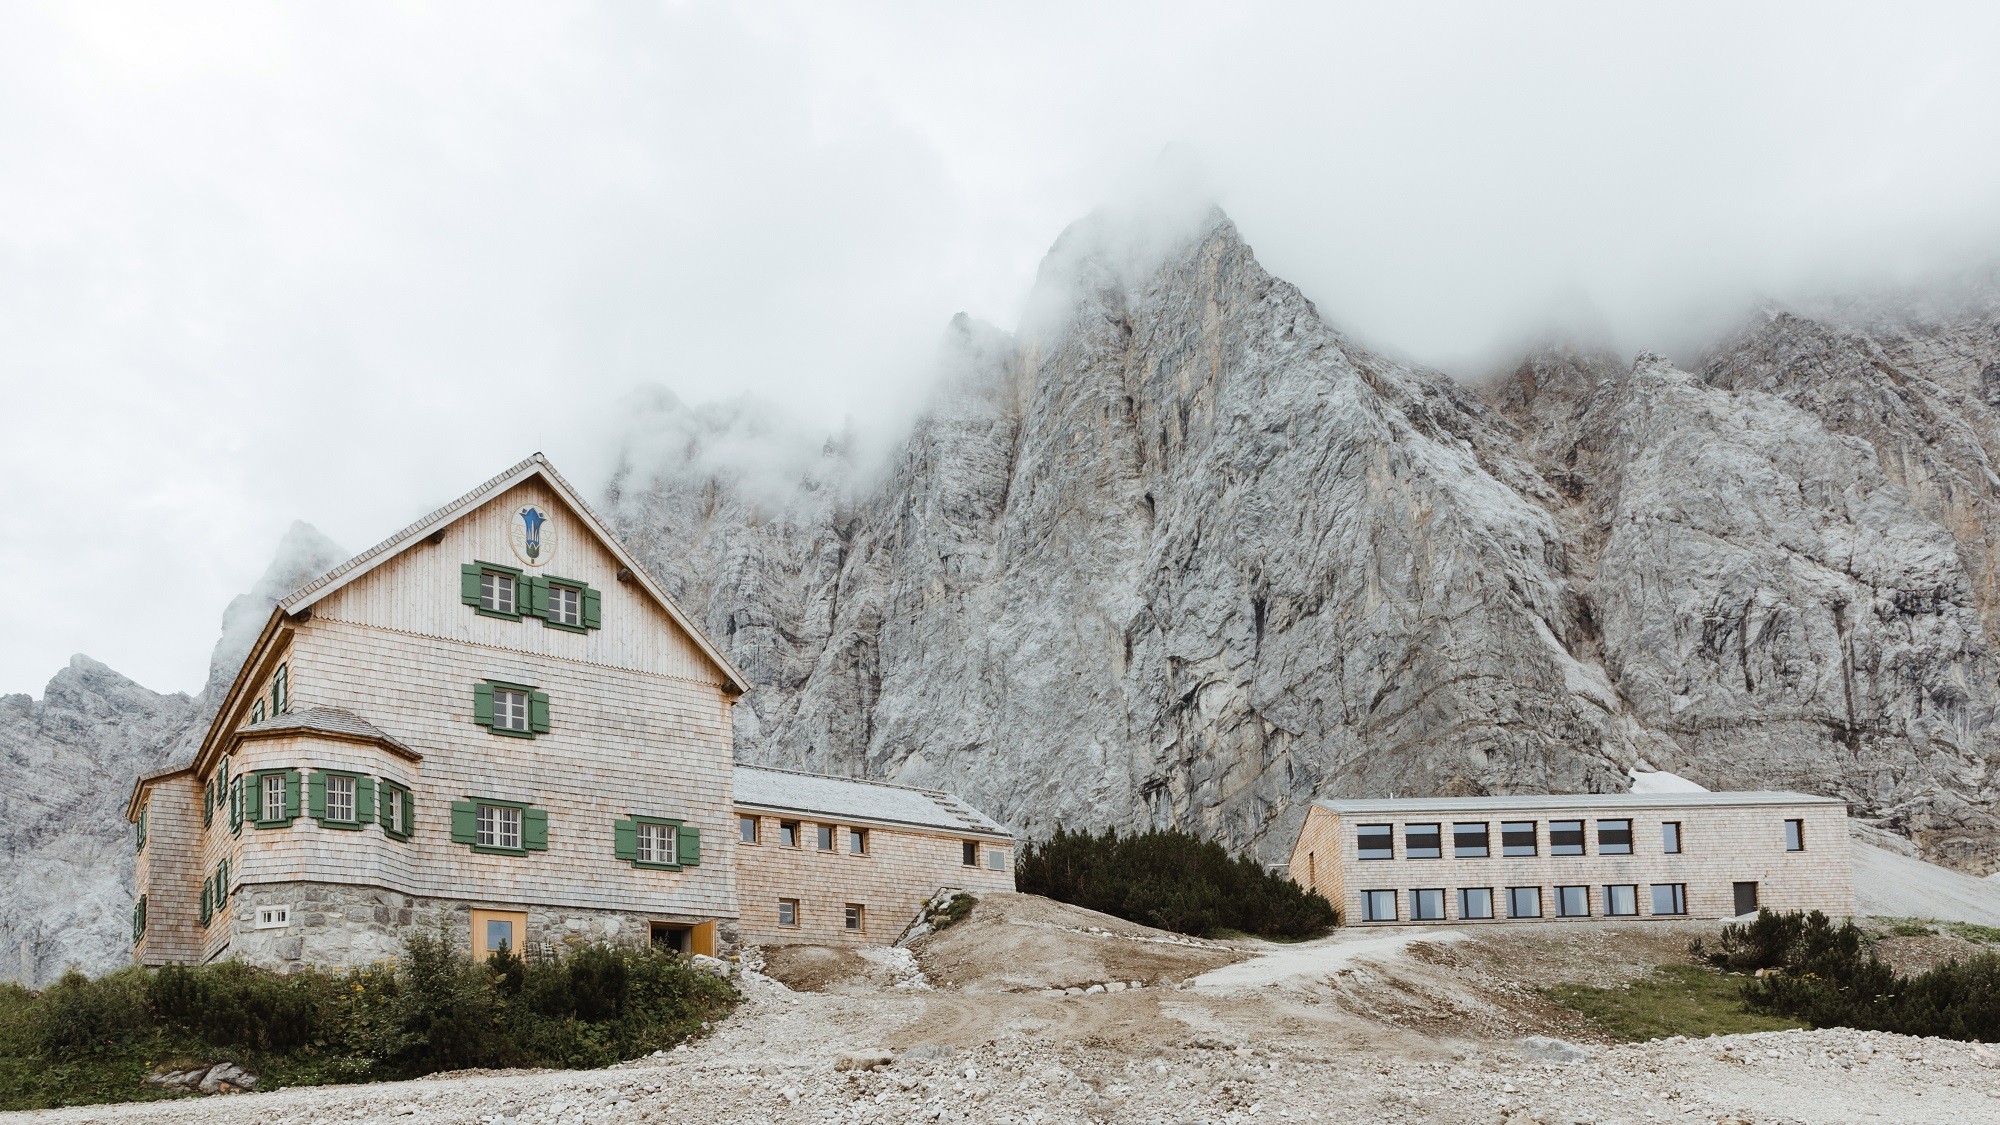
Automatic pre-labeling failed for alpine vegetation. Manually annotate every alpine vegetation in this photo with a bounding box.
[1017,826,1335,940]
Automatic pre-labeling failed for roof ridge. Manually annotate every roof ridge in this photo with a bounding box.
[280,454,542,609]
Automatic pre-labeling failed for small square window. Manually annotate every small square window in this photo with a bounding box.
[1453,822,1489,858]
[739,815,760,844]
[325,775,356,823]
[1356,824,1394,860]
[1411,888,1446,920]
[816,824,835,851]
[1507,886,1543,919]
[849,827,868,855]
[493,688,530,732]
[987,848,1006,871]
[1404,823,1442,859]
[962,840,979,867]
[780,821,799,847]
[1457,888,1494,920]
[1556,885,1590,917]
[1549,820,1585,856]
[1361,889,1398,921]
[844,903,865,931]
[1784,819,1805,852]
[549,584,583,627]
[778,898,799,927]
[481,570,517,614]
[1596,819,1633,855]
[1604,884,1638,916]
[1651,883,1687,915]
[477,804,523,850]
[637,822,677,865]
[1661,821,1682,854]
[1501,821,1538,857]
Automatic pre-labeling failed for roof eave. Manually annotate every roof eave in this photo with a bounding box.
[126,765,193,821]
[731,799,1014,840]
[231,725,423,762]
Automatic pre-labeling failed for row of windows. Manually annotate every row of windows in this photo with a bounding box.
[1359,883,1690,922]
[461,562,603,632]
[738,815,1008,870]
[1356,817,1807,860]
[775,898,868,932]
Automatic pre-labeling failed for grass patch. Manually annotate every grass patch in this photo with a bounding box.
[1944,922,2000,945]
[1548,964,1806,1042]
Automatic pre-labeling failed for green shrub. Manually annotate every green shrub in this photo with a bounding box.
[0,937,737,1111]
[1018,826,1336,940]
[1696,909,2000,1042]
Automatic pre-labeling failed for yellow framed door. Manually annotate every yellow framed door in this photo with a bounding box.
[471,909,529,959]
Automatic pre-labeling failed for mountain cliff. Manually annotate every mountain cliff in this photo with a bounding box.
[607,209,2000,874]
[0,523,344,984]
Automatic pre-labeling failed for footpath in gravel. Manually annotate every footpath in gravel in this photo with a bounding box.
[9,895,2000,1124]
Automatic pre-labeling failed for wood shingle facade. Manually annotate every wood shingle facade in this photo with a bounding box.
[127,455,1013,970]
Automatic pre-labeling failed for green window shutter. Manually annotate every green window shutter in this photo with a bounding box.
[450,800,477,844]
[678,824,701,866]
[523,807,549,851]
[529,690,550,733]
[582,586,602,629]
[199,882,212,926]
[228,778,243,835]
[523,575,548,618]
[461,563,483,605]
[400,788,417,839]
[473,682,494,727]
[202,782,213,828]
[284,770,302,819]
[136,809,146,851]
[614,818,637,861]
[307,771,326,820]
[355,776,377,825]
[245,775,262,821]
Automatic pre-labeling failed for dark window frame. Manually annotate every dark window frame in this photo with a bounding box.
[1550,820,1586,856]
[1452,822,1490,858]
[1501,821,1539,857]
[1356,823,1395,861]
[1596,819,1634,856]
[1404,822,1443,859]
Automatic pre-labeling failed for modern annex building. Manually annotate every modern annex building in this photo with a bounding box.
[126,455,1012,970]
[1289,791,1854,925]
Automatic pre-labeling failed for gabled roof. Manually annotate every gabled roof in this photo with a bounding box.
[1311,791,1843,815]
[733,765,1012,839]
[235,706,421,761]
[278,453,748,694]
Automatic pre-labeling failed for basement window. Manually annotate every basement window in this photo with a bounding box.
[844,904,865,932]
[256,905,291,929]
[1507,887,1542,919]
[1651,883,1687,916]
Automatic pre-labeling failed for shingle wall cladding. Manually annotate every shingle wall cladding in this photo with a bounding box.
[1287,806,1347,913]
[221,881,719,971]
[1295,799,1853,924]
[733,814,1015,946]
[134,777,202,966]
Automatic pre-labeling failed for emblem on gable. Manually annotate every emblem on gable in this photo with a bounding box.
[509,506,556,567]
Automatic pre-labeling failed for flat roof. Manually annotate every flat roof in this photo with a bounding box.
[1312,790,1843,815]
[733,764,1011,839]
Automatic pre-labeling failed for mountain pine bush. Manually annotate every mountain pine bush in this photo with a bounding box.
[1017,825,1335,940]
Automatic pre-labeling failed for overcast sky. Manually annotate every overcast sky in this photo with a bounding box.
[6,1,2000,697]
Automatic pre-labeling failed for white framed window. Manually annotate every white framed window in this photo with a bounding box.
[385,786,407,835]
[636,822,677,865]
[325,775,356,823]
[549,584,583,626]
[256,905,291,929]
[493,688,530,732]
[778,898,799,927]
[263,773,286,819]
[480,569,517,614]
[478,804,523,850]
[844,903,865,931]
[1361,889,1397,922]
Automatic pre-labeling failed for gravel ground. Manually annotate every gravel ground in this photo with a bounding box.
[9,898,1998,1124]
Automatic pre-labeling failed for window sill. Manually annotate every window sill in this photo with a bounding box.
[469,844,531,856]
[630,860,684,871]
[316,820,365,831]
[473,607,524,621]
[253,819,297,829]
[484,727,537,739]
[541,620,590,633]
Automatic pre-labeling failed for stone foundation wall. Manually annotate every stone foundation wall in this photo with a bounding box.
[223,881,737,970]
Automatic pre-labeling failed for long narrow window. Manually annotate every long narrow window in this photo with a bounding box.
[1501,821,1538,857]
[1404,823,1442,859]
[1453,822,1489,858]
[1356,824,1394,860]
[272,663,289,713]
[1549,820,1585,856]
[1784,819,1805,851]
[263,774,286,821]
[1661,821,1682,854]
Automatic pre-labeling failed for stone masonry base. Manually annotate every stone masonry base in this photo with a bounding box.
[222,881,738,971]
